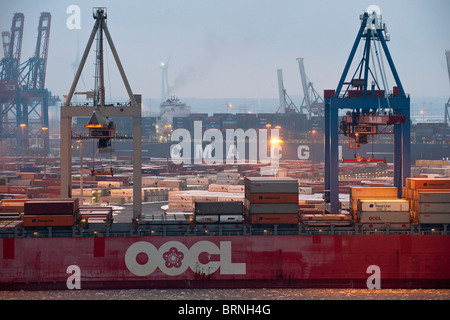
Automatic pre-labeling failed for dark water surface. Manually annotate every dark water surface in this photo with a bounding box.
[1,288,449,300]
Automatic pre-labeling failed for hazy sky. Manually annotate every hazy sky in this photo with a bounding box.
[1,0,449,107]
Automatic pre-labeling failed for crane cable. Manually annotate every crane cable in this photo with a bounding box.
[371,28,391,115]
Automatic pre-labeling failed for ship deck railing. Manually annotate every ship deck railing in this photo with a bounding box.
[1,218,448,238]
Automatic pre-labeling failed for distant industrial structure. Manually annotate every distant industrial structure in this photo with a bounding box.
[0,12,59,155]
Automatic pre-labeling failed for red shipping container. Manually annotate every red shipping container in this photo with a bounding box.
[9,186,27,194]
[24,199,79,215]
[246,193,298,204]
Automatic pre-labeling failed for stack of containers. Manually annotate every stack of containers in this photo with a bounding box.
[244,177,299,225]
[356,199,410,224]
[194,201,243,224]
[405,178,450,224]
[22,198,80,227]
[349,187,398,220]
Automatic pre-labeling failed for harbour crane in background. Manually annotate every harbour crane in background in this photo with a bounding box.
[0,13,24,154]
[297,57,324,118]
[276,68,299,114]
[0,12,53,155]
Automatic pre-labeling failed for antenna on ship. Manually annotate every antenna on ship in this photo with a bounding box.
[60,7,142,220]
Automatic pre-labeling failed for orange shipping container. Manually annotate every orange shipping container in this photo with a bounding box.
[246,193,298,204]
[249,213,299,225]
[22,214,76,227]
[0,185,9,193]
[1,198,29,205]
[409,178,450,190]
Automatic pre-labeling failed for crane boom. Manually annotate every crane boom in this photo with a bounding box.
[277,69,286,113]
[1,32,10,58]
[297,58,311,110]
[0,13,24,82]
[33,12,51,89]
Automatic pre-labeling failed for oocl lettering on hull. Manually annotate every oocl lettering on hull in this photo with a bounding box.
[125,241,246,277]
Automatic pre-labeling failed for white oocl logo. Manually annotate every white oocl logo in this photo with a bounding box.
[125,241,246,276]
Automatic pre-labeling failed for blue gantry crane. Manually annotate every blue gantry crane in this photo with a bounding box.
[323,6,410,214]
[0,12,52,155]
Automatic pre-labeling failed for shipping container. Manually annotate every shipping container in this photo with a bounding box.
[417,191,450,203]
[195,215,219,224]
[249,213,299,225]
[350,187,398,198]
[357,211,410,224]
[245,202,298,214]
[298,187,313,195]
[357,199,409,212]
[227,185,245,193]
[418,202,450,213]
[408,178,450,190]
[245,177,298,193]
[195,201,243,215]
[24,199,79,215]
[300,214,352,226]
[209,184,229,192]
[23,213,78,227]
[219,215,243,223]
[418,213,450,224]
[246,193,298,204]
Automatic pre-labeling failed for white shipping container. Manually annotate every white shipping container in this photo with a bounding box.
[195,215,219,223]
[186,177,210,185]
[418,192,450,203]
[168,193,193,202]
[209,184,229,192]
[110,189,145,197]
[217,172,240,180]
[219,215,243,223]
[192,195,219,202]
[72,188,93,196]
[418,202,450,213]
[298,187,313,195]
[245,177,298,193]
[358,199,409,212]
[157,180,184,188]
[217,196,245,202]
[358,211,410,223]
[168,202,194,210]
[142,178,160,187]
[97,181,123,189]
[216,179,239,185]
[227,185,245,193]
[419,213,450,224]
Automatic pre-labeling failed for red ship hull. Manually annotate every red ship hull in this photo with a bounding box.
[1,235,450,290]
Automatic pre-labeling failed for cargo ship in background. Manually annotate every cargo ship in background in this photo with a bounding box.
[1,6,450,291]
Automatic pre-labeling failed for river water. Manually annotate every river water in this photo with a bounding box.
[1,288,449,300]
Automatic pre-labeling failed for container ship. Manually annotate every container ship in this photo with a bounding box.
[1,6,449,290]
[1,157,450,290]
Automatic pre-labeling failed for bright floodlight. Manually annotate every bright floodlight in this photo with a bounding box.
[365,5,383,30]
[366,5,381,15]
